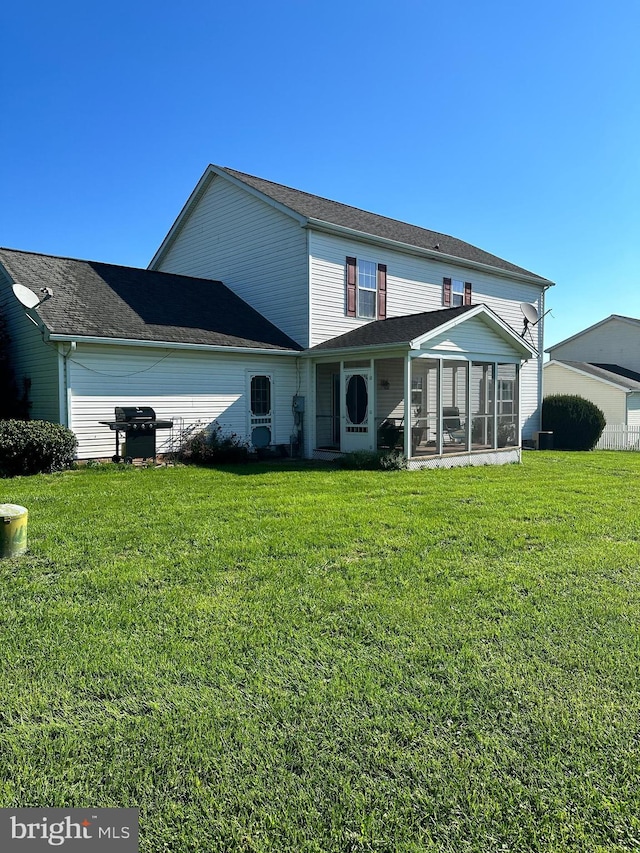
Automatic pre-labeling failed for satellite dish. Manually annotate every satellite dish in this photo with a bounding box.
[520,302,539,324]
[12,283,41,309]
[12,283,53,310]
[519,302,541,340]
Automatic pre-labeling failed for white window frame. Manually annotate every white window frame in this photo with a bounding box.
[451,279,465,307]
[357,258,377,319]
[497,378,514,415]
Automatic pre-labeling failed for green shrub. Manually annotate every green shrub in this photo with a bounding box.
[0,419,77,476]
[178,422,249,465]
[542,394,606,451]
[338,450,407,470]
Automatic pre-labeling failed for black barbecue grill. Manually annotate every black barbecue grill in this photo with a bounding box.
[99,407,173,462]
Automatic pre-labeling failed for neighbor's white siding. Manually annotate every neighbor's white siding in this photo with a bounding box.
[154,174,309,347]
[308,230,546,437]
[543,362,627,425]
[548,317,640,373]
[0,267,60,422]
[67,343,300,459]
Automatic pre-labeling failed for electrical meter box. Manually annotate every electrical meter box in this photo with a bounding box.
[292,395,305,413]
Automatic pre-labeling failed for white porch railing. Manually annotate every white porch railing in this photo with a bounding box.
[596,425,640,451]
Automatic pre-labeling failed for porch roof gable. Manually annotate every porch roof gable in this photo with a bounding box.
[307,304,536,358]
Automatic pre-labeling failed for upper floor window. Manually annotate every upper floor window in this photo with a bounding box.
[357,259,376,319]
[346,257,387,320]
[443,277,472,307]
[451,279,464,307]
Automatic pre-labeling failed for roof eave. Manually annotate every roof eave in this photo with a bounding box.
[149,166,216,269]
[546,314,640,353]
[48,332,301,356]
[305,219,554,288]
[149,164,308,270]
[305,340,411,358]
[544,359,638,391]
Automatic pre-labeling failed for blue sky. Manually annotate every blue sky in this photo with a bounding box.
[2,0,639,349]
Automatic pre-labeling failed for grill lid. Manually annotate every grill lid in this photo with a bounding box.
[115,406,156,422]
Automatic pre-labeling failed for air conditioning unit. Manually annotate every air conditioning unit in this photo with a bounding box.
[534,431,554,450]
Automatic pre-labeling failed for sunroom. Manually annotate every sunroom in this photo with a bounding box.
[309,305,537,469]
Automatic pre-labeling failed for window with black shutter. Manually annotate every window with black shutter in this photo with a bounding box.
[345,257,387,320]
[443,277,472,306]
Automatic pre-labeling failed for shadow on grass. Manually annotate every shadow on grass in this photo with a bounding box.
[179,459,336,477]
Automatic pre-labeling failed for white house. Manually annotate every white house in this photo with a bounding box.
[0,165,554,468]
[544,315,640,427]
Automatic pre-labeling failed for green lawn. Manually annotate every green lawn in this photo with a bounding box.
[1,452,639,852]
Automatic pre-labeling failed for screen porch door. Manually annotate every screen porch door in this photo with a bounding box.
[341,367,374,452]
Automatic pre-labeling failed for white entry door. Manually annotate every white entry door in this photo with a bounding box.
[341,368,374,452]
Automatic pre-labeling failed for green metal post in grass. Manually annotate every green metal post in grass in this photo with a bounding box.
[0,504,28,557]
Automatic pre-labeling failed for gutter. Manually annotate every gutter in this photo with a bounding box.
[46,332,301,357]
[305,219,555,288]
[305,341,412,358]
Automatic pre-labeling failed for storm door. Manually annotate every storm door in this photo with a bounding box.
[341,366,374,452]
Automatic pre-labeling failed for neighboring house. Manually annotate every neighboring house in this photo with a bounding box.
[0,165,554,468]
[545,315,640,426]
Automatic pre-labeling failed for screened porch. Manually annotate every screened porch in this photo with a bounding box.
[314,356,519,459]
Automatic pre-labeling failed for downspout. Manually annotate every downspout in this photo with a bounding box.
[57,341,75,428]
[306,227,312,350]
[538,285,552,432]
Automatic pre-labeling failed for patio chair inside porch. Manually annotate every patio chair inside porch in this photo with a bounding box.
[377,417,425,456]
[443,406,466,444]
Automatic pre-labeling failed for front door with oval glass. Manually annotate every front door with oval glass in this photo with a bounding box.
[341,369,373,452]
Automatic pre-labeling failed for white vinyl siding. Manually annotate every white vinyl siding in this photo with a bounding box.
[375,358,405,422]
[423,316,521,359]
[548,317,640,374]
[0,267,60,422]
[543,362,627,425]
[155,175,309,347]
[308,230,546,438]
[66,344,300,459]
[309,231,545,347]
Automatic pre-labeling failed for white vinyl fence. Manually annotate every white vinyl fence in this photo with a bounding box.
[596,425,640,451]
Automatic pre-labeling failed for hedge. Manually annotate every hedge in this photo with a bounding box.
[0,420,77,476]
[541,395,606,451]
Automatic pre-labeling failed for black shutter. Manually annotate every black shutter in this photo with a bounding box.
[464,282,472,305]
[377,263,387,320]
[443,277,452,306]
[346,257,357,317]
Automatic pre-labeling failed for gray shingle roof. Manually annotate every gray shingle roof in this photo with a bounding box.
[309,305,476,351]
[0,248,301,351]
[553,361,640,391]
[222,167,551,282]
